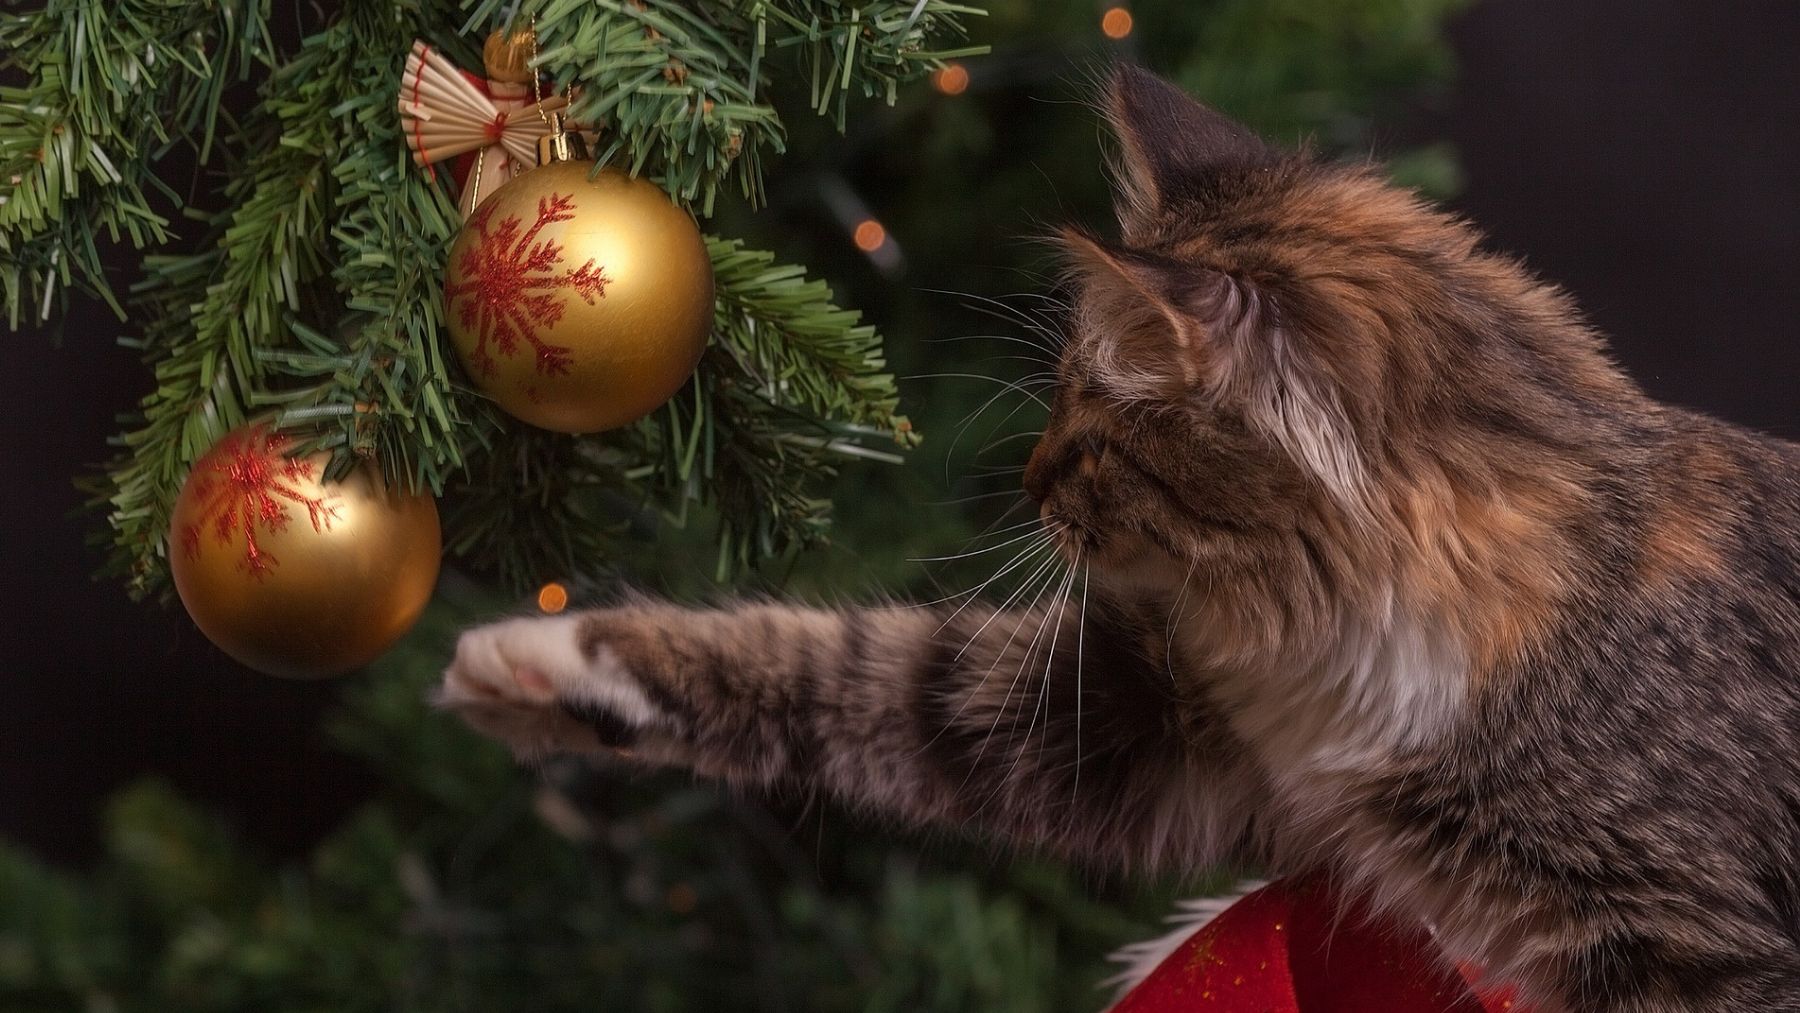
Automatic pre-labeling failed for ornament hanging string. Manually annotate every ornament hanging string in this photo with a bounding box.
[467,149,488,211]
[531,14,552,130]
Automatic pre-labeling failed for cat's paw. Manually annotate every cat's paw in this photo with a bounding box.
[437,613,668,761]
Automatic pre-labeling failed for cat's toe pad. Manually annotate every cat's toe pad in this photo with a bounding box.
[439,613,663,759]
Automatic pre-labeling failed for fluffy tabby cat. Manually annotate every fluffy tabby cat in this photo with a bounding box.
[441,67,1800,1011]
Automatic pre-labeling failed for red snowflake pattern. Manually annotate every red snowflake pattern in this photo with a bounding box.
[445,192,610,378]
[178,428,341,578]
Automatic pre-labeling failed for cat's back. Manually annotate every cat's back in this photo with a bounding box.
[1666,407,1800,604]
[1359,405,1800,926]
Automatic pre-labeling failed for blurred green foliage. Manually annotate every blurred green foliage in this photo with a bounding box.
[0,0,1465,1008]
[0,600,1171,1011]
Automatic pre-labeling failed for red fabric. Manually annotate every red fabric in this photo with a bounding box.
[1113,878,1528,1013]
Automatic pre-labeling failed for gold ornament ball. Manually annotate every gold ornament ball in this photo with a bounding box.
[444,161,714,434]
[168,425,442,679]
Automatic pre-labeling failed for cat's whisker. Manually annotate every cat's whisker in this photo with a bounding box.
[914,507,1045,602]
[903,371,1056,414]
[977,430,1045,458]
[966,493,1039,542]
[973,559,1081,820]
[928,488,1030,507]
[945,531,1067,653]
[907,519,1048,563]
[973,516,1051,537]
[1025,557,1081,756]
[953,559,1073,814]
[963,387,1052,464]
[914,545,1073,763]
[945,373,1057,467]
[1072,557,1091,809]
[1165,558,1199,681]
[945,372,1058,422]
[917,528,1060,615]
[990,562,1075,755]
[920,288,1069,350]
[980,353,1065,369]
[923,331,1061,367]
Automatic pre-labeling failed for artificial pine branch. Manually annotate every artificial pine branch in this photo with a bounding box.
[94,5,380,596]
[519,0,985,214]
[0,0,269,327]
[257,28,495,495]
[29,0,981,595]
[601,237,918,584]
[443,427,630,592]
[708,237,915,443]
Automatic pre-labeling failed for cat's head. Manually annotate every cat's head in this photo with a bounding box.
[1025,67,1626,648]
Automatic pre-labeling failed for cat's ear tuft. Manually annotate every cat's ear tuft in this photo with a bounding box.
[1057,227,1219,396]
[1105,65,1278,230]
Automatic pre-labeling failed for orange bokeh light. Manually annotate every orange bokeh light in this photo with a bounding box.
[852,219,887,252]
[666,882,698,914]
[536,581,569,614]
[933,63,970,96]
[1101,6,1134,39]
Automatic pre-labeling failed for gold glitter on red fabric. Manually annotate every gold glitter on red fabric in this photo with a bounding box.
[1111,876,1531,1012]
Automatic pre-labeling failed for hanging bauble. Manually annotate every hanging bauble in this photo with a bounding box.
[168,424,442,679]
[442,124,714,434]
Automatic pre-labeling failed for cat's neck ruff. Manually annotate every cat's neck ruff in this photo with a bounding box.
[1177,588,1470,779]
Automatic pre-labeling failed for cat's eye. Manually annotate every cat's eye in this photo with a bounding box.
[1079,440,1107,477]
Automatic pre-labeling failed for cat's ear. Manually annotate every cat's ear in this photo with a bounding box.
[1057,227,1238,395]
[1060,227,1368,508]
[1105,65,1278,233]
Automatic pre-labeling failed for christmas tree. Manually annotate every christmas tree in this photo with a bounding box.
[5,0,983,604]
[0,0,1466,1007]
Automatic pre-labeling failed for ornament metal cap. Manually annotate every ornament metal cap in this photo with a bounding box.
[537,113,589,165]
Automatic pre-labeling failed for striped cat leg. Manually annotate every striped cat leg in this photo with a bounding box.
[440,600,1265,868]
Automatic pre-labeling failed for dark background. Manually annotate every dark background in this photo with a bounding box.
[5,0,1797,865]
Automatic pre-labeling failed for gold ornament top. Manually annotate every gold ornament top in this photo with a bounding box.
[483,27,537,84]
[537,112,589,166]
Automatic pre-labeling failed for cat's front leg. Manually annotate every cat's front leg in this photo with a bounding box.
[439,599,1266,869]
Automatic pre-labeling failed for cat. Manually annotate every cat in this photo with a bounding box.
[439,66,1800,1012]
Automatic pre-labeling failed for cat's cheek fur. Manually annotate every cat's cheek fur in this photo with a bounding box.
[438,614,673,761]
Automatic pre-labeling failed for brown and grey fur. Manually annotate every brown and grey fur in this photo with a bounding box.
[441,67,1800,1011]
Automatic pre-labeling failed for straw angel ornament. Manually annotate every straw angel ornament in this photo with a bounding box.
[398,28,573,217]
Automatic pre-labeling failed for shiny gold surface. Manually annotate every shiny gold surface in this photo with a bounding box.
[168,426,441,679]
[444,161,714,434]
[482,27,537,84]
